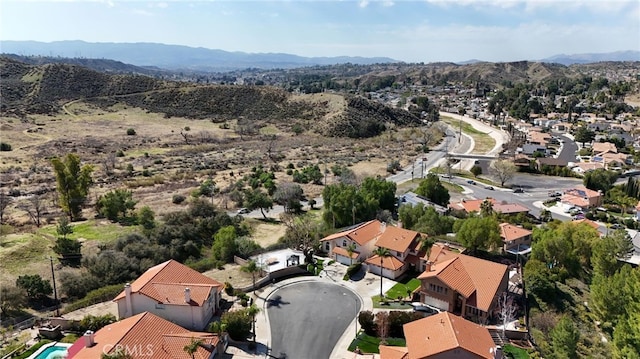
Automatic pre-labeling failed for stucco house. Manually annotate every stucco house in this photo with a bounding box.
[319,220,384,265]
[499,223,532,254]
[113,260,224,331]
[364,226,425,279]
[561,186,603,210]
[417,254,509,323]
[379,312,503,359]
[67,312,225,359]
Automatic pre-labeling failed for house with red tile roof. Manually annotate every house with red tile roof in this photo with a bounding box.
[417,254,508,323]
[561,186,602,210]
[380,312,502,359]
[319,220,384,265]
[113,260,223,331]
[364,226,426,279]
[499,223,532,253]
[68,312,225,359]
[417,242,463,273]
[449,198,528,216]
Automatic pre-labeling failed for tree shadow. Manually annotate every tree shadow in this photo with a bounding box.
[349,266,366,282]
[266,295,290,308]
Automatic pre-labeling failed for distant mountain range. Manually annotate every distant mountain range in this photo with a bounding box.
[1,40,638,71]
[0,40,397,71]
[540,50,640,65]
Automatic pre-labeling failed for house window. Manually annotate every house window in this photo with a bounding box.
[155,303,165,310]
[342,240,347,247]
[325,242,330,251]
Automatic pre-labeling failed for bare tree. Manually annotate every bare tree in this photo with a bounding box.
[0,189,12,225]
[102,153,117,176]
[375,311,390,345]
[180,128,191,145]
[498,292,518,336]
[280,213,320,263]
[490,159,516,187]
[18,193,47,227]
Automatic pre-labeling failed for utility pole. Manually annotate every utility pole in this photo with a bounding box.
[50,256,59,317]
[458,119,462,143]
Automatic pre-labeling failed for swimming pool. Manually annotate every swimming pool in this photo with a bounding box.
[26,342,71,359]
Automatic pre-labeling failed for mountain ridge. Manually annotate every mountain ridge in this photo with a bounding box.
[0,40,398,71]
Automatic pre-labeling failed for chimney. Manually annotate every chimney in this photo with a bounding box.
[124,283,133,318]
[425,261,432,272]
[380,221,387,233]
[184,288,191,303]
[397,220,403,229]
[493,345,503,359]
[83,330,95,348]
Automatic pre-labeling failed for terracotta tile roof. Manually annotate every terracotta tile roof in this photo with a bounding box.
[449,198,496,213]
[379,345,409,359]
[320,220,383,246]
[426,243,460,264]
[592,142,617,154]
[572,218,600,230]
[403,312,497,359]
[636,200,640,211]
[499,223,532,242]
[375,226,422,253]
[562,195,590,208]
[494,203,530,214]
[366,254,405,271]
[418,254,508,312]
[565,186,602,199]
[418,257,475,298]
[332,246,359,259]
[114,260,223,306]
[70,312,219,359]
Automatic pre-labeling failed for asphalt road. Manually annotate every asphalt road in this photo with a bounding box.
[448,174,582,219]
[267,282,361,359]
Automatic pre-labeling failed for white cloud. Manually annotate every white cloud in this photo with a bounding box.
[359,0,370,8]
[382,0,395,7]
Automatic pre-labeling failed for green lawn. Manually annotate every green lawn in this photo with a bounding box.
[503,344,531,359]
[386,278,421,300]
[440,116,496,153]
[348,333,406,353]
[38,219,139,243]
[371,295,413,309]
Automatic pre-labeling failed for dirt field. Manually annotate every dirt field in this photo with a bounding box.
[0,100,438,288]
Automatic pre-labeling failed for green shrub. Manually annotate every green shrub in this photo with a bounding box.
[185,257,218,272]
[126,128,136,136]
[172,194,186,204]
[116,149,125,157]
[13,340,52,359]
[0,142,12,151]
[224,282,234,296]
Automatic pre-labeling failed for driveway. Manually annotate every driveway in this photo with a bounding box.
[266,281,361,359]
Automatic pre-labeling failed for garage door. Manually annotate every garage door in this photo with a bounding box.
[422,295,449,311]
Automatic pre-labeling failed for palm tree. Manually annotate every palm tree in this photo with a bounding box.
[241,260,261,294]
[480,199,494,217]
[373,247,391,299]
[346,243,357,265]
[208,320,227,336]
[183,337,203,359]
[420,236,436,259]
[247,304,261,344]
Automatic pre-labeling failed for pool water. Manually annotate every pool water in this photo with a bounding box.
[27,343,69,359]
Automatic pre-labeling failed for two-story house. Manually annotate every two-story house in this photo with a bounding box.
[417,254,508,323]
[113,260,224,331]
[364,226,425,279]
[499,223,532,254]
[319,220,383,265]
[67,312,225,359]
[380,312,503,359]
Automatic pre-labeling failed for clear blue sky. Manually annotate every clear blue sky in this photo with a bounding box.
[1,0,638,63]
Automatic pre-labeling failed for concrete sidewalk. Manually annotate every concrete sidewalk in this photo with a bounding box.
[226,259,396,358]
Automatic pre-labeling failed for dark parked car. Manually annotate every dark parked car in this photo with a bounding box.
[514,188,524,193]
[485,186,494,190]
[467,180,476,185]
